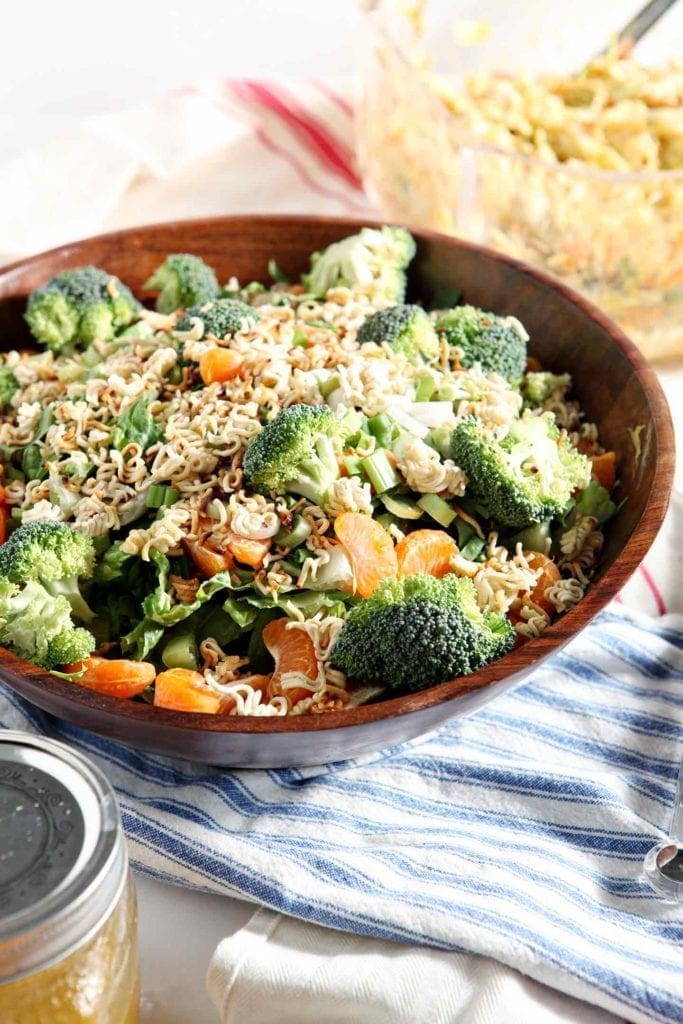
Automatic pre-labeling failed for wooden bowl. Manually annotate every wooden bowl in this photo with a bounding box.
[0,216,674,767]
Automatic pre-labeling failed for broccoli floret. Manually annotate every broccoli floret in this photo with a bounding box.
[0,520,96,621]
[175,297,259,337]
[0,365,19,411]
[47,627,96,667]
[144,254,219,313]
[434,306,527,383]
[522,371,571,406]
[25,267,141,353]
[303,226,416,303]
[0,578,95,669]
[330,573,514,692]
[243,403,341,507]
[357,304,439,363]
[451,414,591,529]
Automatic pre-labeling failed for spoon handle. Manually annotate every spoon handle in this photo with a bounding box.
[643,741,683,900]
[612,0,678,49]
[669,743,683,844]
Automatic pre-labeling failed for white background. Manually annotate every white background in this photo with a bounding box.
[3,0,683,163]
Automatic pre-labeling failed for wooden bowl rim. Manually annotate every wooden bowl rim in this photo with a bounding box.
[0,213,675,736]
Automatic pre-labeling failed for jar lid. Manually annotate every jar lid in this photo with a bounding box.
[0,730,127,983]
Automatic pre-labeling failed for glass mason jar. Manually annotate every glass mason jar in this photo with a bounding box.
[0,730,139,1023]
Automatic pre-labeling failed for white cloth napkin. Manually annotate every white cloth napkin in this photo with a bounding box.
[207,907,621,1024]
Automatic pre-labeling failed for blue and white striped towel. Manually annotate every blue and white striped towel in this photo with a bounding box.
[1,605,682,1024]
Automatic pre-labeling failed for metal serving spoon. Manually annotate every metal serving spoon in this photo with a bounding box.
[592,0,678,57]
[644,749,683,901]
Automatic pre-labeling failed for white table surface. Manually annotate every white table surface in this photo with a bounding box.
[136,872,254,1023]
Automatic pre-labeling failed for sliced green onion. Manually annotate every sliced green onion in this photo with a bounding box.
[318,374,340,399]
[275,515,312,549]
[509,520,551,553]
[455,517,475,548]
[162,632,199,671]
[360,449,400,494]
[92,532,111,556]
[307,319,339,333]
[146,485,180,509]
[21,444,45,481]
[460,536,486,561]
[380,492,423,520]
[415,374,437,402]
[292,328,309,348]
[417,493,457,527]
[436,382,461,403]
[268,258,290,284]
[80,346,102,369]
[375,513,397,533]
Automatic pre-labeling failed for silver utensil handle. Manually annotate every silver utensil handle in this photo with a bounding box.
[669,745,683,843]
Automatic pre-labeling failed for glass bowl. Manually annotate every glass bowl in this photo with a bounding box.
[357,0,683,362]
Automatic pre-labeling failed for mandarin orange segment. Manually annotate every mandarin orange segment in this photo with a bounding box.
[262,618,319,705]
[525,551,561,616]
[590,451,617,490]
[185,540,234,578]
[396,529,459,578]
[198,348,243,385]
[226,532,271,570]
[64,657,156,699]
[154,668,223,714]
[333,511,398,598]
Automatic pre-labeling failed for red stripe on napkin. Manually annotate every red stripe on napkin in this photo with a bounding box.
[311,78,355,118]
[638,563,666,615]
[223,81,368,213]
[236,79,364,192]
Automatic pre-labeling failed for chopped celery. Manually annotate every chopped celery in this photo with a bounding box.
[380,491,423,520]
[146,484,180,508]
[360,449,400,494]
[344,455,363,477]
[417,493,457,527]
[292,328,309,348]
[415,374,437,402]
[366,412,395,449]
[425,426,453,460]
[162,632,199,670]
[275,515,312,549]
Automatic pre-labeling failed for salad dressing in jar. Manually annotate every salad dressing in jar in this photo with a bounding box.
[0,730,139,1022]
